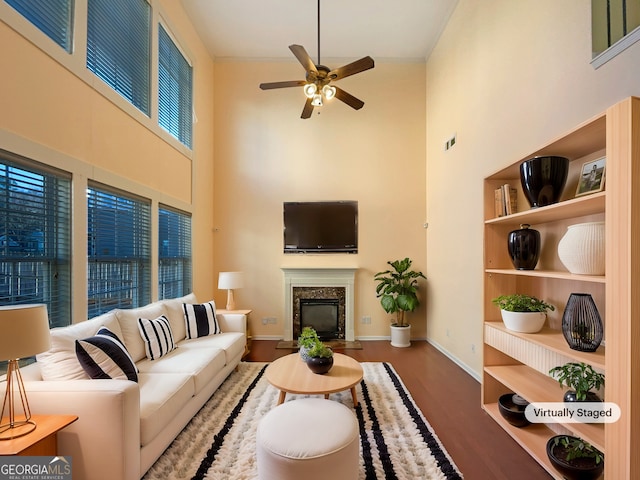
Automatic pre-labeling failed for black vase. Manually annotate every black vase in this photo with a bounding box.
[507,224,540,270]
[562,293,603,352]
[520,156,569,208]
[306,356,334,374]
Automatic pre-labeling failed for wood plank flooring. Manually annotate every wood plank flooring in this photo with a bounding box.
[246,340,551,480]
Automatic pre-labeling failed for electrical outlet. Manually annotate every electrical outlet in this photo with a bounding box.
[471,344,476,353]
[362,316,371,324]
[268,317,277,324]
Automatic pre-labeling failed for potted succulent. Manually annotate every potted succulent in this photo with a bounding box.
[298,326,320,361]
[549,362,604,402]
[374,257,426,347]
[305,338,334,374]
[491,293,555,333]
[546,435,604,480]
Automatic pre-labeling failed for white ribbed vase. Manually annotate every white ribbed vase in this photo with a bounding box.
[557,221,605,275]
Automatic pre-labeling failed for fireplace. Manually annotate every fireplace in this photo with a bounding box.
[300,298,340,340]
[282,268,356,342]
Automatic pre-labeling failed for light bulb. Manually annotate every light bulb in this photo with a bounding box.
[322,85,336,100]
[303,83,317,98]
[311,93,323,107]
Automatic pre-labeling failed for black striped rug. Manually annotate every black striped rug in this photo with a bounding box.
[143,361,463,480]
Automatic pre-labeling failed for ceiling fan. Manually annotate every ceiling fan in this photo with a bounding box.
[259,0,375,119]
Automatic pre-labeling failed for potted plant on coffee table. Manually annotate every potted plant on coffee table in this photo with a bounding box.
[305,338,334,375]
[549,361,605,402]
[546,435,604,480]
[491,293,555,333]
[374,257,426,348]
[298,326,320,361]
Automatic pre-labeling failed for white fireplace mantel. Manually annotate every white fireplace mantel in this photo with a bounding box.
[282,268,357,341]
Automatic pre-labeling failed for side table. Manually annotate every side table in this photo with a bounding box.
[218,309,252,357]
[0,414,78,456]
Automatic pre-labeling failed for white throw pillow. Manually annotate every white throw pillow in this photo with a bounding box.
[137,315,177,360]
[183,301,221,339]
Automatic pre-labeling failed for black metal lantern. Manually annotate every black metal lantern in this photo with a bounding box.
[562,293,603,352]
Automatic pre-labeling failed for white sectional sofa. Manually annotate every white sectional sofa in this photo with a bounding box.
[10,293,247,480]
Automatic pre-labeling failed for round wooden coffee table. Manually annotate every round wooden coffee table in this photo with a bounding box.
[265,352,364,406]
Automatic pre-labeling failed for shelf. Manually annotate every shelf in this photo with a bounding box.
[485,322,605,370]
[485,268,606,283]
[483,403,564,480]
[484,365,605,451]
[485,191,605,225]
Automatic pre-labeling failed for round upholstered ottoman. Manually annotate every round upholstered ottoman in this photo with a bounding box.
[256,398,360,480]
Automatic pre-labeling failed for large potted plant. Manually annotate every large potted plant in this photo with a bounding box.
[549,362,605,402]
[374,257,426,347]
[492,293,554,333]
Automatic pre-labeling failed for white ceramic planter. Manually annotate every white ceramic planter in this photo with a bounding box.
[390,324,411,347]
[500,310,546,333]
[557,221,605,275]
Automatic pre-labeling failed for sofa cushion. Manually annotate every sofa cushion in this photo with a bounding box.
[76,327,138,382]
[178,332,246,366]
[136,346,226,395]
[116,303,166,363]
[137,315,176,360]
[161,293,197,342]
[183,301,220,339]
[138,372,194,446]
[36,311,122,381]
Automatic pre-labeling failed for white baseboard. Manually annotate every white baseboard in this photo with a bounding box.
[426,338,481,383]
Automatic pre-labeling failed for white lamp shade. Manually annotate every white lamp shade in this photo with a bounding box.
[0,304,51,361]
[218,271,245,290]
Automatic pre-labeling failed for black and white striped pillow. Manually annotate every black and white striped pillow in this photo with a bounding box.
[76,327,138,382]
[137,315,177,360]
[183,301,221,339]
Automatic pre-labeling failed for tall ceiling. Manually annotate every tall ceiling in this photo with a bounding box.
[181,0,458,62]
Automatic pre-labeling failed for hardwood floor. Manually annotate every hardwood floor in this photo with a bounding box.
[246,340,551,480]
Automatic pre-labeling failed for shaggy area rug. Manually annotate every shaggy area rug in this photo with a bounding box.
[143,361,463,480]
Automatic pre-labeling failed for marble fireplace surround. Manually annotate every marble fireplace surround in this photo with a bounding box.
[282,268,356,342]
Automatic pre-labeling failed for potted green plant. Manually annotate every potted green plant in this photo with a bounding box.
[491,294,555,333]
[549,362,604,402]
[297,326,320,361]
[305,338,334,374]
[374,257,426,347]
[546,435,604,480]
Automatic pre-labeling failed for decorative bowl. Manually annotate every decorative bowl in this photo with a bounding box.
[306,355,334,375]
[498,393,530,427]
[500,310,546,333]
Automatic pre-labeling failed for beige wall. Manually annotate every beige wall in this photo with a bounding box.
[212,61,427,340]
[0,0,216,321]
[425,0,640,377]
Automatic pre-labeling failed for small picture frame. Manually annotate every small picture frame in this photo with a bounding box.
[576,157,606,197]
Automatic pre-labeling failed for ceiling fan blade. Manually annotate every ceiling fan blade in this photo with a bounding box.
[259,80,306,90]
[328,56,375,81]
[334,87,365,110]
[289,45,318,74]
[301,98,314,119]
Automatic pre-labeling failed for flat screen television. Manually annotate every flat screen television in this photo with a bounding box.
[283,201,358,254]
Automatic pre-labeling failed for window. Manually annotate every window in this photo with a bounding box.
[87,184,150,317]
[0,151,71,328]
[592,0,640,67]
[158,205,191,299]
[5,0,74,52]
[158,24,193,148]
[86,0,151,115]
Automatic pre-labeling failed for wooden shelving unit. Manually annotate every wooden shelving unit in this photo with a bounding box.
[482,97,640,479]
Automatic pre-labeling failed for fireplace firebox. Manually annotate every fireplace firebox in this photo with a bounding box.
[300,298,340,340]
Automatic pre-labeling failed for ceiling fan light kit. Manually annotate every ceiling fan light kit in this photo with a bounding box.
[259,0,374,119]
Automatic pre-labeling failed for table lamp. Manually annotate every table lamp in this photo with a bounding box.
[218,272,244,310]
[0,304,51,440]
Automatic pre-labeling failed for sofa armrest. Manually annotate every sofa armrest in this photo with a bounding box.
[13,380,141,480]
[217,313,247,335]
